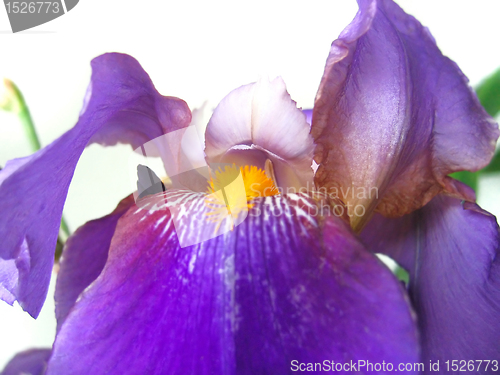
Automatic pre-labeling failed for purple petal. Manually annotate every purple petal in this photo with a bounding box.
[0,53,191,317]
[361,195,500,369]
[2,348,51,375]
[312,0,498,231]
[54,195,135,331]
[47,193,418,374]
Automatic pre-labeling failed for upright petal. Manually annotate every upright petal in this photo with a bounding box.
[47,193,418,374]
[312,0,498,231]
[362,196,500,372]
[205,78,315,190]
[54,195,135,330]
[0,53,191,317]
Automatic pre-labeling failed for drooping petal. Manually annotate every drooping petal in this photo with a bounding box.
[0,53,191,317]
[54,195,135,331]
[2,348,51,375]
[0,258,17,305]
[361,195,500,370]
[312,0,498,231]
[47,192,419,374]
[205,78,315,190]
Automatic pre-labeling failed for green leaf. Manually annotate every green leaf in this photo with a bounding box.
[394,266,409,285]
[482,151,500,173]
[476,68,500,117]
[450,170,479,192]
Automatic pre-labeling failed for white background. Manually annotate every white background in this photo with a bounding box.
[1,0,500,368]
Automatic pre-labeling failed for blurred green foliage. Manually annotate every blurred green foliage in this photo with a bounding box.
[450,170,479,192]
[476,68,500,118]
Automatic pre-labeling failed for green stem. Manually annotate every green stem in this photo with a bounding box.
[4,80,71,249]
[60,218,71,239]
[9,83,42,152]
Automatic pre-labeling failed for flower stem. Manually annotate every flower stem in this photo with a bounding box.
[8,81,42,152]
[60,217,71,239]
[3,79,71,247]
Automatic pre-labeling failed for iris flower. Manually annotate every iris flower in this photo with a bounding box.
[2,0,500,374]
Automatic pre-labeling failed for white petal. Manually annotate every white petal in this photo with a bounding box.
[205,77,315,189]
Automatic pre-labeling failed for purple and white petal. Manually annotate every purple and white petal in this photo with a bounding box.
[2,348,51,375]
[0,53,191,317]
[312,0,498,231]
[362,196,500,372]
[55,195,135,330]
[47,193,419,374]
[205,78,315,190]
